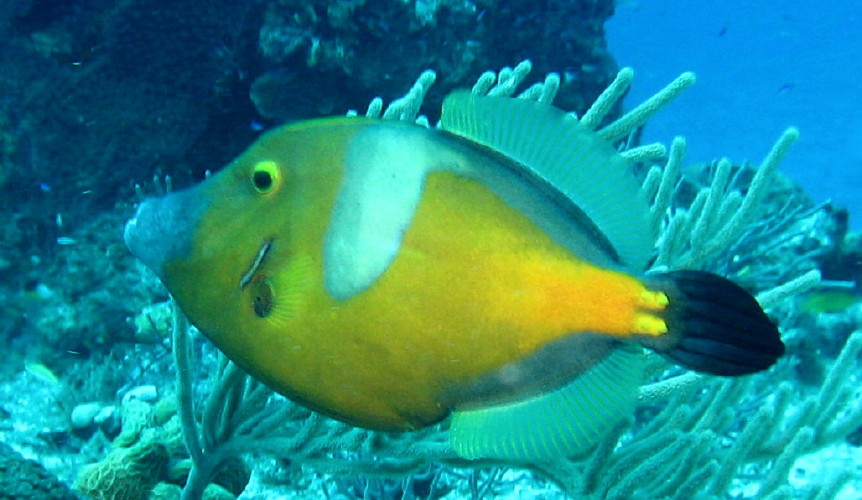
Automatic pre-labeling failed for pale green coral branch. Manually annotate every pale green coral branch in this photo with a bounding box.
[650,136,686,237]
[620,142,667,163]
[707,404,775,495]
[653,126,802,271]
[762,427,815,496]
[756,269,821,310]
[598,72,696,143]
[382,69,437,121]
[638,371,703,404]
[722,127,801,241]
[171,300,202,464]
[486,60,534,97]
[580,67,634,130]
[517,72,561,104]
[690,158,732,250]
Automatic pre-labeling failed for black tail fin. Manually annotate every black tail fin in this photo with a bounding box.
[641,270,784,376]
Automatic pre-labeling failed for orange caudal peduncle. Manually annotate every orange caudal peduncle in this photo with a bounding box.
[483,252,669,348]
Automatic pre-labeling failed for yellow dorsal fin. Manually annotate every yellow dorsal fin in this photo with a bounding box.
[440,92,654,270]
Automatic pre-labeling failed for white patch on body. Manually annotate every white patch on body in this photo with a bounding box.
[324,125,451,300]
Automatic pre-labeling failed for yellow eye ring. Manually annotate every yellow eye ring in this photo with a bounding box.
[251,160,282,194]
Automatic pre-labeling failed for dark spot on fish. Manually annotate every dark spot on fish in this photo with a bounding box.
[253,279,275,318]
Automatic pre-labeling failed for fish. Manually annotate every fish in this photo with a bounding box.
[124,91,784,461]
[801,290,860,314]
[25,362,60,386]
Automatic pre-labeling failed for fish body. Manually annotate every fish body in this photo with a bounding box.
[125,93,784,460]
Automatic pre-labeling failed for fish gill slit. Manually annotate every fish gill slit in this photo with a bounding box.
[240,239,273,290]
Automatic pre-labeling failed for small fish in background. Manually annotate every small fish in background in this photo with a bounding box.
[778,82,796,95]
[801,290,861,314]
[125,92,783,461]
[25,362,60,386]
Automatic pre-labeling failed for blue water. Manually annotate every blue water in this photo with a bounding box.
[608,0,862,228]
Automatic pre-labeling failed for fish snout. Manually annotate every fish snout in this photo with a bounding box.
[124,189,205,278]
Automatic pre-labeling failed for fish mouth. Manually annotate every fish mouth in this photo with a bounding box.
[240,239,273,289]
[125,188,207,278]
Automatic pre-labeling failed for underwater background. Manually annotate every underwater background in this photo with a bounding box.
[0,1,861,499]
[609,0,862,230]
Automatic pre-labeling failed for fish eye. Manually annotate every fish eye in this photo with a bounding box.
[251,160,281,194]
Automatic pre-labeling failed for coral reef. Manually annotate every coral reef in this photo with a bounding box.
[76,440,170,500]
[0,0,615,264]
[253,0,618,122]
[0,0,260,224]
[73,386,250,500]
[74,391,178,500]
[0,441,79,500]
[0,207,170,384]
